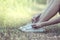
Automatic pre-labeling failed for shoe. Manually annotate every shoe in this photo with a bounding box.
[18,23,46,32]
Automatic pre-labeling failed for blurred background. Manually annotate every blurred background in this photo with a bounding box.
[0,0,47,28]
[0,0,60,40]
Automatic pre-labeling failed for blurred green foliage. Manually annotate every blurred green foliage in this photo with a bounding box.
[0,0,46,28]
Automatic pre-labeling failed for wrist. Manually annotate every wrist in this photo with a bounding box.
[42,21,49,26]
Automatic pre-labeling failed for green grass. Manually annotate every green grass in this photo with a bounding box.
[0,0,46,28]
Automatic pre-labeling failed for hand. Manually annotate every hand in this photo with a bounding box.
[32,13,41,23]
[32,22,44,29]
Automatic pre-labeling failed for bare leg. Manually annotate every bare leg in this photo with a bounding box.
[47,0,51,5]
[32,0,51,23]
[39,0,60,22]
[32,0,60,28]
[41,0,60,26]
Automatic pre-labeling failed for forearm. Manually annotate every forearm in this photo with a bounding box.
[39,0,60,22]
[43,16,60,26]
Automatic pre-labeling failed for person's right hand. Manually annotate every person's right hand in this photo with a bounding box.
[32,13,41,23]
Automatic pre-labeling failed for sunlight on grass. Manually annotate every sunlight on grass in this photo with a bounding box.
[0,0,46,27]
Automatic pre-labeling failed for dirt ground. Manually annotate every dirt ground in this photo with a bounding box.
[0,24,60,40]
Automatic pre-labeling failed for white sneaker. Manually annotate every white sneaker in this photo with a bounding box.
[18,23,46,32]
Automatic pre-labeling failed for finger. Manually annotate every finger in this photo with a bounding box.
[32,18,36,23]
[31,23,39,29]
[32,13,41,23]
[33,14,41,23]
[32,26,39,29]
[32,23,43,29]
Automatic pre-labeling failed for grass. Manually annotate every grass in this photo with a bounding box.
[0,0,60,40]
[0,0,46,28]
[0,0,59,28]
[0,24,60,40]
